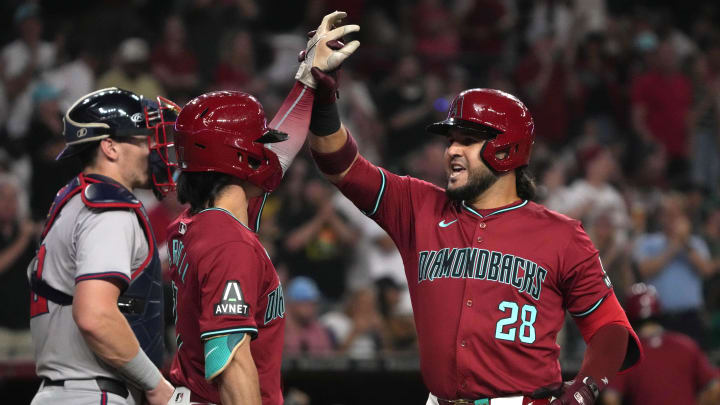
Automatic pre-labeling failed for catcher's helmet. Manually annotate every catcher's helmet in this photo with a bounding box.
[59,87,180,197]
[427,88,535,173]
[174,91,288,193]
[624,283,661,323]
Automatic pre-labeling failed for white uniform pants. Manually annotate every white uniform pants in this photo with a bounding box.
[31,379,141,405]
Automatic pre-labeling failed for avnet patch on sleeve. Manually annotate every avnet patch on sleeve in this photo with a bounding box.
[214,280,249,317]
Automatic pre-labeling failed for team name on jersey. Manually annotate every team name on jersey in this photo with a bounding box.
[264,284,285,325]
[170,238,190,283]
[417,248,548,300]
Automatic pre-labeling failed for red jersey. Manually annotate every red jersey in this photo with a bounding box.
[335,156,640,399]
[608,331,718,404]
[167,202,285,404]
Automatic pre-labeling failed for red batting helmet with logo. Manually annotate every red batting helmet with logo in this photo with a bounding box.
[427,88,535,173]
[174,91,288,193]
[624,283,661,323]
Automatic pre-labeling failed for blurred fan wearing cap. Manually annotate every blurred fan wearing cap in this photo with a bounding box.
[284,276,334,356]
[602,284,720,405]
[97,37,163,100]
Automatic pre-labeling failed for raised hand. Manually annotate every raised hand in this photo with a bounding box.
[295,11,360,89]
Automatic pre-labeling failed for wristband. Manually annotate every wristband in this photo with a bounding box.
[311,131,358,175]
[118,348,162,391]
[309,101,341,136]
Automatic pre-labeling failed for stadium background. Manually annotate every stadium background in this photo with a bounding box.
[0,0,719,403]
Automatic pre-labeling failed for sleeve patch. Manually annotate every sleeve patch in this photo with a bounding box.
[204,333,247,380]
[214,280,249,317]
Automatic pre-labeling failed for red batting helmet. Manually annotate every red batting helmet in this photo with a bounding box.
[427,88,535,173]
[624,283,661,323]
[174,91,288,193]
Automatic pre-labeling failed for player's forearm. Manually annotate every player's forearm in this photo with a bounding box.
[576,323,628,389]
[74,302,141,367]
[217,342,262,405]
[267,81,314,175]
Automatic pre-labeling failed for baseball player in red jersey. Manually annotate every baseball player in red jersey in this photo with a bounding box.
[306,69,643,404]
[163,12,359,405]
[604,284,720,405]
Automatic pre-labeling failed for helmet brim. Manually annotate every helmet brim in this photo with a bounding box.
[256,128,289,144]
[55,142,97,160]
[426,118,500,137]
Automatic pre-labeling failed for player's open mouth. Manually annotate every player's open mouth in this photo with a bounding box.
[449,163,466,178]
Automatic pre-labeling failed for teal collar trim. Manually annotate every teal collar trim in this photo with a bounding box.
[461,200,528,218]
[198,207,253,232]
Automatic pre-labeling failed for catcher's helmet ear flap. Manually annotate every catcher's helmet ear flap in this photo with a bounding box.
[624,283,661,323]
[174,91,287,193]
[427,88,535,173]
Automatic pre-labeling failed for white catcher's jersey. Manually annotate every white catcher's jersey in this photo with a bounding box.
[30,194,148,380]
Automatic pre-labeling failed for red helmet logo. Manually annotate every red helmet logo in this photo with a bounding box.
[427,88,535,173]
[174,91,288,193]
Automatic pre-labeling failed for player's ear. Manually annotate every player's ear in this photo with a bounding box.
[98,138,120,162]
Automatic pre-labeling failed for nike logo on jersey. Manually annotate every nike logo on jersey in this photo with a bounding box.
[438,219,457,228]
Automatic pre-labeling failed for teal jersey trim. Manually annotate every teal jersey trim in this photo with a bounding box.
[200,326,258,340]
[461,200,528,218]
[362,168,386,217]
[198,207,253,232]
[254,193,269,233]
[204,333,246,380]
[571,296,606,318]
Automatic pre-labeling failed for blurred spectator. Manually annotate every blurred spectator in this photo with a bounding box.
[97,37,164,98]
[284,276,335,356]
[410,0,459,70]
[525,0,574,50]
[321,287,383,359]
[213,29,266,94]
[687,50,720,191]
[376,55,443,163]
[557,146,630,241]
[2,3,57,139]
[587,211,634,302]
[0,174,37,359]
[22,83,77,220]
[631,40,692,185]
[278,174,357,300]
[454,0,516,77]
[514,33,575,145]
[375,277,416,353]
[603,284,720,405]
[633,192,714,345]
[151,15,199,102]
[573,33,624,141]
[43,40,97,113]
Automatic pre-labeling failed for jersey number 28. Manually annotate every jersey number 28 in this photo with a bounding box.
[494,301,536,344]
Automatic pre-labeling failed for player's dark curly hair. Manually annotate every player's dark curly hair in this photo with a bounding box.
[515,166,536,201]
[177,171,236,215]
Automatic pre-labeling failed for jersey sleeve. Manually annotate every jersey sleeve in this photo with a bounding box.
[692,339,720,391]
[197,241,263,341]
[74,209,147,289]
[336,154,434,252]
[560,222,613,317]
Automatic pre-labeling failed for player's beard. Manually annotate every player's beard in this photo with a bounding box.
[445,165,499,202]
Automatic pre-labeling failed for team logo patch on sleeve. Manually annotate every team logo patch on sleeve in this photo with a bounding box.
[214,281,249,316]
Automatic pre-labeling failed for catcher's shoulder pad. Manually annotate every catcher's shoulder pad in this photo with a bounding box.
[81,182,142,210]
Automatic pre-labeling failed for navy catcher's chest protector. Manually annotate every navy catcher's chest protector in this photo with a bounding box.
[32,173,165,366]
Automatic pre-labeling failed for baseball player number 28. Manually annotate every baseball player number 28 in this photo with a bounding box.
[495,301,537,344]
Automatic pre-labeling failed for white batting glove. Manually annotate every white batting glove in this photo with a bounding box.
[295,11,360,88]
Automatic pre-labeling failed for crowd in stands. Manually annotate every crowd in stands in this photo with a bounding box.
[0,0,719,390]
